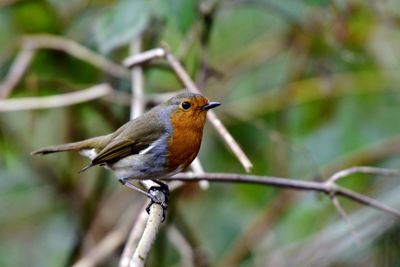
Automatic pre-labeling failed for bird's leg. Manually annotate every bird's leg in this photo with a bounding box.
[119,178,169,222]
[119,178,156,201]
[146,180,169,222]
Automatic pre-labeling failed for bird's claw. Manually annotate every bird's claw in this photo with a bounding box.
[146,184,169,222]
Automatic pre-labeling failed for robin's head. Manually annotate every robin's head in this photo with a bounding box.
[164,92,220,129]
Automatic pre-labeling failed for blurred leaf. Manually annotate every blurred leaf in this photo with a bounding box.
[303,0,329,6]
[0,10,14,47]
[94,0,150,53]
[13,1,61,33]
[47,0,84,17]
[161,0,198,34]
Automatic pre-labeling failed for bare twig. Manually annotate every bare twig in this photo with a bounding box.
[0,46,35,99]
[119,207,150,267]
[331,196,362,245]
[0,83,113,112]
[168,224,195,267]
[218,163,396,266]
[264,193,399,266]
[191,157,209,190]
[166,169,400,218]
[73,230,125,267]
[119,181,185,267]
[130,204,164,267]
[1,34,129,99]
[23,34,129,78]
[123,48,165,67]
[130,39,145,119]
[106,90,185,107]
[327,166,400,184]
[218,191,295,267]
[72,201,144,267]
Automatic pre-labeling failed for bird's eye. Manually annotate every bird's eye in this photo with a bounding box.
[181,101,191,110]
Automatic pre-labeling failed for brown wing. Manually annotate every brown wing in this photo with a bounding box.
[91,111,166,166]
[91,139,150,165]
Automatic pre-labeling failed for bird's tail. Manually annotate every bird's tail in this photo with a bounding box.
[31,135,109,156]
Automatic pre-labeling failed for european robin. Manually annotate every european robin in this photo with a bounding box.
[32,92,220,214]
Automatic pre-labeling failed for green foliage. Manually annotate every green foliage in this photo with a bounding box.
[94,0,151,53]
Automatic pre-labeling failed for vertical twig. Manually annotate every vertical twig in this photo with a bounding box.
[119,208,150,267]
[167,225,195,267]
[130,204,164,267]
[130,39,145,119]
[72,201,144,267]
[331,196,362,245]
[0,45,35,99]
[190,157,209,190]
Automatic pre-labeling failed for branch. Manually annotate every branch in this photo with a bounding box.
[119,206,151,267]
[190,157,209,190]
[130,204,164,267]
[23,35,129,78]
[327,166,399,183]
[218,191,294,267]
[129,39,145,119]
[0,83,113,111]
[167,224,195,267]
[122,48,165,68]
[0,46,35,99]
[166,168,400,218]
[330,195,362,245]
[106,90,185,107]
[0,34,129,99]
[72,202,143,267]
[73,227,126,267]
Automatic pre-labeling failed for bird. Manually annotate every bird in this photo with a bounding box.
[31,92,220,215]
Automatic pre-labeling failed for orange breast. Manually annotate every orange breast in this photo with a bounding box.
[166,110,207,172]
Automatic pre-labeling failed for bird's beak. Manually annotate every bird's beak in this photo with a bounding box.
[202,101,221,110]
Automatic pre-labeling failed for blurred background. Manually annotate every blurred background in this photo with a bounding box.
[1,0,400,266]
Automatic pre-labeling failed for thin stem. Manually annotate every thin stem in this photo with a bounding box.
[331,196,362,245]
[167,171,400,218]
[167,225,195,267]
[72,201,144,267]
[130,204,164,267]
[130,39,145,119]
[23,34,129,78]
[119,208,150,267]
[328,166,400,183]
[0,46,35,99]
[0,83,112,111]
